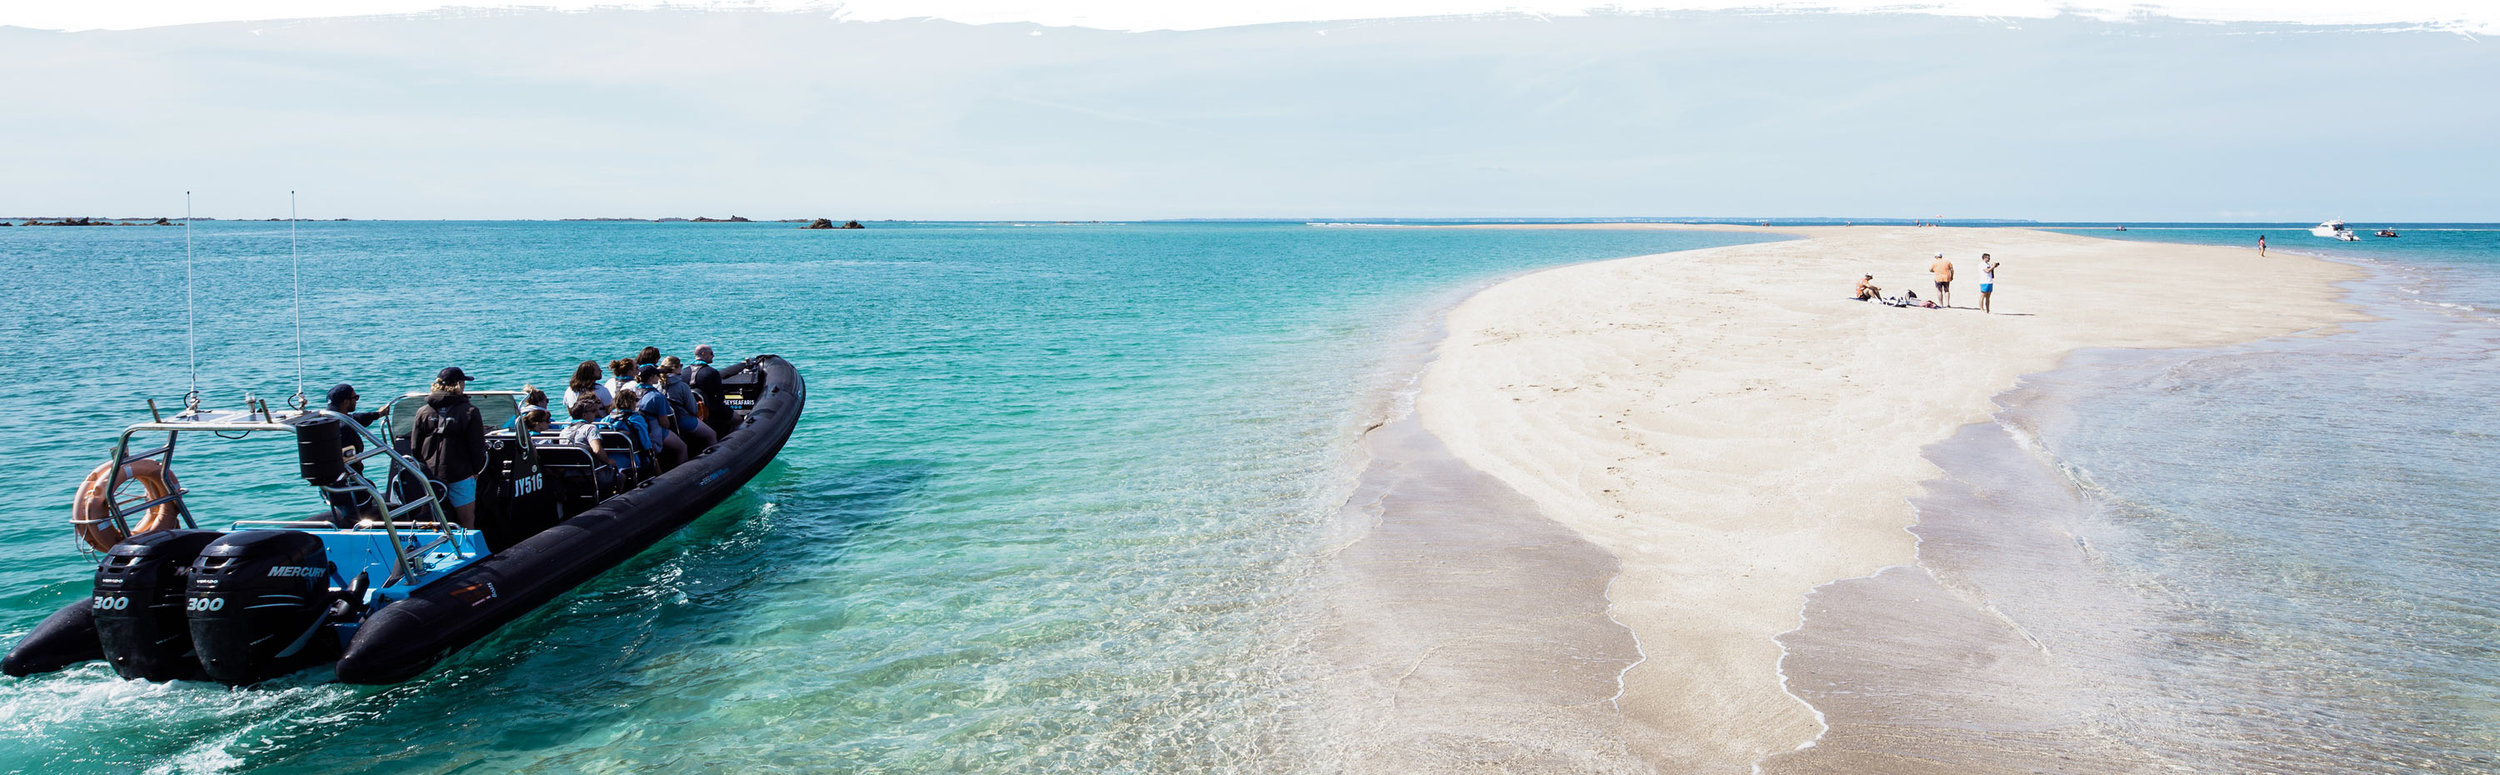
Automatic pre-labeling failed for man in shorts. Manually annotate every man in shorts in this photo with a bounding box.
[1854,274,1881,301]
[1978,254,1998,314]
[1928,252,1954,308]
[412,367,488,529]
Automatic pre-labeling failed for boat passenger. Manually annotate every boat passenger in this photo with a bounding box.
[564,360,612,419]
[322,382,387,527]
[604,359,636,400]
[600,387,660,477]
[412,367,489,529]
[518,407,552,434]
[558,398,605,454]
[633,365,689,471]
[507,385,552,432]
[658,356,718,453]
[636,346,662,368]
[689,345,738,437]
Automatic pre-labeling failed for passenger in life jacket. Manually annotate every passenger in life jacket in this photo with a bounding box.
[658,356,718,453]
[600,387,660,477]
[517,407,552,434]
[323,382,387,527]
[507,385,553,432]
[631,366,689,471]
[412,367,489,529]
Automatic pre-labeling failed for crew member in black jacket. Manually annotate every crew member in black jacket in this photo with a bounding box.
[412,367,488,529]
[689,345,740,438]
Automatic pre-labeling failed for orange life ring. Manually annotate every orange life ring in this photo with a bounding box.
[72,459,183,552]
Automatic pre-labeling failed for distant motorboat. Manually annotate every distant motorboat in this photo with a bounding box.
[2375,229,2399,238]
[2312,220,2361,241]
[2113,225,2127,231]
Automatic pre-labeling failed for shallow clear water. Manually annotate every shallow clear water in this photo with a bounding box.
[0,221,1771,773]
[1779,226,2500,773]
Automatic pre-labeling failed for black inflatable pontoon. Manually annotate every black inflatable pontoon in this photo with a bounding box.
[3,355,803,686]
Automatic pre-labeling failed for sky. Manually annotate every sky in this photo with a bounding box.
[1,4,2494,220]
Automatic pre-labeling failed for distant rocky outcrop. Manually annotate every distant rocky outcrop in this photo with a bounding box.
[6,216,183,226]
[801,218,866,230]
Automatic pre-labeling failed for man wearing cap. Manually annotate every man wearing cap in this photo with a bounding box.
[689,345,739,438]
[321,383,387,526]
[412,367,489,529]
[1928,252,1955,308]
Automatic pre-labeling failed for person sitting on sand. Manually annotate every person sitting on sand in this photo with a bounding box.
[1929,253,1954,308]
[1855,274,1882,301]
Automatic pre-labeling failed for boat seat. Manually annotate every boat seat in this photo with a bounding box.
[532,443,611,515]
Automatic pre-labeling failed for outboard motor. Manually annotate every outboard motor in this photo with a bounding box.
[93,529,223,681]
[187,530,340,684]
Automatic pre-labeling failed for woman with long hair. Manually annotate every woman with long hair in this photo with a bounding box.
[564,359,612,418]
[603,358,636,400]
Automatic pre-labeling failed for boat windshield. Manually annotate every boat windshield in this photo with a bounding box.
[385,393,523,439]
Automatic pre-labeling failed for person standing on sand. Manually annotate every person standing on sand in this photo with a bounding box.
[1978,254,1998,314]
[1928,252,1954,308]
[2259,234,2268,257]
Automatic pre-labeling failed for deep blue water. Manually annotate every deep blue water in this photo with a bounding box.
[0,221,1772,773]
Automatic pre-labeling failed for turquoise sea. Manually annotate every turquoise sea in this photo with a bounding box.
[0,221,1770,772]
[3,221,2494,773]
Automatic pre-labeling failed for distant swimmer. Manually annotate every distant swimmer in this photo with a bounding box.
[1979,254,1998,314]
[1929,252,1954,308]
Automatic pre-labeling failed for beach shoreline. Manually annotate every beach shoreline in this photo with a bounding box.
[1402,225,2366,771]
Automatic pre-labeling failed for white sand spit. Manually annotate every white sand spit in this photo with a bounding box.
[1417,225,2362,771]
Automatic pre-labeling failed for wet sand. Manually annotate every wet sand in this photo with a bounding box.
[1307,411,1663,772]
[1407,226,2364,771]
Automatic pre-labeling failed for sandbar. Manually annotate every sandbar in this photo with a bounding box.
[1412,225,2363,770]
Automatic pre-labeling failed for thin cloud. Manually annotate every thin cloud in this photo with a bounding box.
[7,1,2496,34]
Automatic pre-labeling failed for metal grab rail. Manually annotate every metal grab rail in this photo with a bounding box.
[100,407,458,584]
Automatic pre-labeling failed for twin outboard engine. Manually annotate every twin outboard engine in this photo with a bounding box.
[90,529,223,681]
[186,530,341,684]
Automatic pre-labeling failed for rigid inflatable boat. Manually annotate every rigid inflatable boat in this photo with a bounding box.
[3,355,803,686]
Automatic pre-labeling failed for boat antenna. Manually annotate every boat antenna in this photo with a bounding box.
[288,190,307,410]
[184,191,200,412]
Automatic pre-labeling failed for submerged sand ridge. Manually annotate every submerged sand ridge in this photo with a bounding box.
[1413,226,2362,771]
